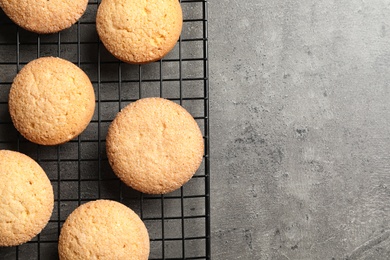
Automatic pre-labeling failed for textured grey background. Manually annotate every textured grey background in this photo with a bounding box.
[210,0,390,259]
[2,0,390,259]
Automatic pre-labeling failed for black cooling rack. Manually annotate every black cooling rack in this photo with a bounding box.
[0,0,210,259]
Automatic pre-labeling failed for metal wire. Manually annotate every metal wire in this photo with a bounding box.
[0,0,210,259]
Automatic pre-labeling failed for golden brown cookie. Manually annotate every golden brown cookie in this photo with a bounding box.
[96,0,183,64]
[106,98,204,194]
[9,57,95,146]
[0,0,88,34]
[58,200,150,260]
[0,150,54,247]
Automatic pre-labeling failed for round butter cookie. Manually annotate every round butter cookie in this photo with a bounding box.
[96,0,183,64]
[9,57,95,146]
[0,150,54,247]
[0,0,88,34]
[58,200,149,260]
[106,98,204,194]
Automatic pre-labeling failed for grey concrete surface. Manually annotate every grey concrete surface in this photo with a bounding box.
[2,0,390,259]
[209,0,390,259]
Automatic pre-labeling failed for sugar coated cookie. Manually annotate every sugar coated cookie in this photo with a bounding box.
[0,150,54,247]
[96,0,183,64]
[58,200,149,260]
[106,98,204,194]
[9,57,95,146]
[0,0,88,34]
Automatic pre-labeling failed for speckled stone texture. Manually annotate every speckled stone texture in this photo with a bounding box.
[210,0,390,259]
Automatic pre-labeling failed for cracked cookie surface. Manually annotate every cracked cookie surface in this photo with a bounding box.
[9,57,95,145]
[0,150,54,247]
[58,200,149,260]
[96,0,182,64]
[106,98,204,194]
[0,0,88,34]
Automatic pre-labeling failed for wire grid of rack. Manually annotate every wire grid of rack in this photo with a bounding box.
[0,0,209,259]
